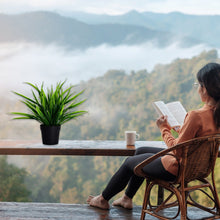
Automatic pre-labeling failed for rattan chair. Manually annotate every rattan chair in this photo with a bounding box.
[134,135,220,220]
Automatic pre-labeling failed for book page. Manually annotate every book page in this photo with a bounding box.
[153,101,180,128]
[166,101,187,126]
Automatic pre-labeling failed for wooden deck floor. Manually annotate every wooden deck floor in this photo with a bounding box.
[0,202,215,220]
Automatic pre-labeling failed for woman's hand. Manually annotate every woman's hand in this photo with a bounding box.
[156,115,171,129]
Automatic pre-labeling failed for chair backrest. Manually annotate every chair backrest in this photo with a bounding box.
[176,135,220,183]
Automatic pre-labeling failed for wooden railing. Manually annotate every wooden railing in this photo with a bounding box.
[0,140,167,156]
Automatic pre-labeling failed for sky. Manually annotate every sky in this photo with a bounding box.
[0,0,220,15]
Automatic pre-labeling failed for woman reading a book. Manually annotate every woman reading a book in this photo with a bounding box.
[87,62,220,210]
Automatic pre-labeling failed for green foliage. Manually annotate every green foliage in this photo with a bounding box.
[25,174,56,202]
[24,156,125,204]
[11,81,87,125]
[0,156,30,201]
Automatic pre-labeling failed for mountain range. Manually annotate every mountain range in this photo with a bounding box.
[0,11,207,50]
[63,10,220,48]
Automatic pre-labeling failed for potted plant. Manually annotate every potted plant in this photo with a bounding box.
[11,81,87,145]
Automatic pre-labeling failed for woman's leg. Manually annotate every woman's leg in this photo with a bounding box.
[135,146,165,155]
[87,146,168,209]
[125,147,165,198]
[113,155,176,209]
[101,153,154,201]
[87,153,154,209]
[102,147,166,200]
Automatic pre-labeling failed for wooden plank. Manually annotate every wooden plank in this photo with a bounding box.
[0,202,141,220]
[0,202,214,220]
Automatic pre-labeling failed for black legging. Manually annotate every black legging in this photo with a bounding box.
[102,146,176,201]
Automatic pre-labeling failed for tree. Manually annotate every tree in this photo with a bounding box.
[0,156,30,201]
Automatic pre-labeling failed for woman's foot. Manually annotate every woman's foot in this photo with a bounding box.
[87,195,110,210]
[112,194,133,209]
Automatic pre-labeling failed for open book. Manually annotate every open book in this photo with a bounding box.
[152,101,187,129]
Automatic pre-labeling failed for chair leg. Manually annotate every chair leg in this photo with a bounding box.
[212,189,220,215]
[157,185,164,205]
[179,183,187,220]
[141,179,151,220]
[211,173,220,215]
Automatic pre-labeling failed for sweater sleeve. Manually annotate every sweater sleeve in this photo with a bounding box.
[159,111,202,148]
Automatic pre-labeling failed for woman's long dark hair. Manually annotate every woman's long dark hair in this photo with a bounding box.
[197,63,220,129]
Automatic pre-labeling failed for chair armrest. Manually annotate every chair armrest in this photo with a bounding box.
[133,137,207,177]
[134,145,179,177]
[134,135,220,177]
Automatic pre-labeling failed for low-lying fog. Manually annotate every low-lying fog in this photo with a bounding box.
[0,41,213,96]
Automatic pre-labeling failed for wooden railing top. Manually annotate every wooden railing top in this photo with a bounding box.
[0,140,166,156]
[0,140,219,157]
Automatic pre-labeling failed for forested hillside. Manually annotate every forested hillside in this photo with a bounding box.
[60,49,218,141]
[1,49,220,204]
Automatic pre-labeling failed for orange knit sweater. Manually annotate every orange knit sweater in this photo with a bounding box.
[160,104,220,176]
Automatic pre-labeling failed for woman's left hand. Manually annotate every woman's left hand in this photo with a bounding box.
[156,115,171,129]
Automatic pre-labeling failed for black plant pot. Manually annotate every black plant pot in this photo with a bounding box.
[40,125,61,145]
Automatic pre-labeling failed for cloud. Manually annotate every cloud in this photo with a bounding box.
[1,0,220,15]
[0,41,212,96]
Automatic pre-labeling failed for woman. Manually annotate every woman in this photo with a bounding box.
[87,62,220,210]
